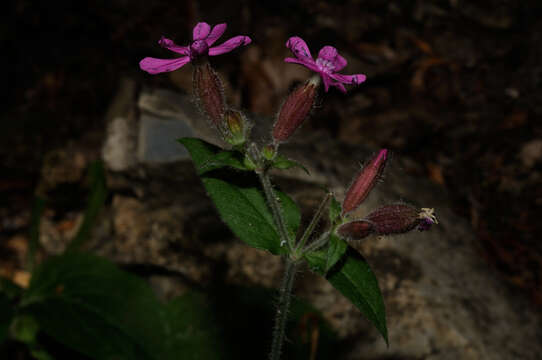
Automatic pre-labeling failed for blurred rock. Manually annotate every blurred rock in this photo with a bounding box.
[102,78,138,171]
[102,79,225,171]
[519,139,542,169]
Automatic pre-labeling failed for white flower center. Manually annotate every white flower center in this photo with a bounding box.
[316,58,335,73]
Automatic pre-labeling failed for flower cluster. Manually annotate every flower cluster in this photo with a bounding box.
[139,20,437,238]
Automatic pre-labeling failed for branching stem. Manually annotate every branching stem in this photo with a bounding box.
[296,192,332,251]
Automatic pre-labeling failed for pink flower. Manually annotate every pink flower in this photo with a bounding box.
[140,22,251,74]
[284,36,366,92]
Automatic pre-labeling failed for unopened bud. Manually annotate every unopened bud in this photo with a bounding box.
[342,149,388,216]
[337,220,374,240]
[364,204,437,235]
[193,62,226,129]
[224,109,249,146]
[261,144,277,161]
[272,80,317,142]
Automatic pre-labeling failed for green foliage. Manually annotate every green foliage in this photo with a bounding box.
[11,315,39,344]
[325,233,348,272]
[178,138,248,174]
[179,137,301,254]
[0,294,14,346]
[0,278,21,346]
[271,154,310,175]
[328,195,342,224]
[66,161,108,252]
[305,247,388,345]
[20,253,224,360]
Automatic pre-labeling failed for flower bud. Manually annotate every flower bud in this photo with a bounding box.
[193,62,226,129]
[224,109,249,146]
[261,144,277,161]
[364,204,437,235]
[342,149,388,216]
[337,220,374,240]
[272,79,318,142]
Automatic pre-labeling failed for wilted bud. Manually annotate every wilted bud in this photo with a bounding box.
[365,204,438,235]
[337,220,374,240]
[272,78,318,142]
[193,62,226,129]
[224,109,249,146]
[342,149,388,216]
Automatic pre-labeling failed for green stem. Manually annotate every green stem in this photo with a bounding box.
[27,197,45,272]
[296,192,331,251]
[258,170,294,251]
[269,258,297,360]
[303,230,331,254]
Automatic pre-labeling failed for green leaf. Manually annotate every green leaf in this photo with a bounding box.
[11,315,40,344]
[272,154,310,175]
[178,138,247,174]
[325,234,348,272]
[199,151,249,173]
[0,277,22,301]
[30,349,55,360]
[0,293,14,345]
[0,278,21,345]
[164,292,224,360]
[305,247,388,345]
[201,177,298,254]
[21,253,165,360]
[328,196,342,224]
[67,161,108,252]
[19,253,230,360]
[180,137,300,254]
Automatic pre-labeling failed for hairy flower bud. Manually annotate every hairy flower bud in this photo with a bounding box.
[365,204,438,235]
[337,220,374,240]
[224,109,249,146]
[272,78,318,142]
[342,149,388,216]
[193,62,226,129]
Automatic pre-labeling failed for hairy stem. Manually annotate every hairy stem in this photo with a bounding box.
[258,170,295,251]
[303,230,331,254]
[296,192,332,251]
[269,258,298,360]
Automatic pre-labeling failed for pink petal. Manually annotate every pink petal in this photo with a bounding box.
[139,56,190,74]
[209,36,251,56]
[329,73,367,85]
[286,36,313,60]
[334,54,347,71]
[322,75,331,92]
[334,82,347,93]
[206,23,227,46]
[318,46,348,71]
[193,22,211,40]
[284,57,319,73]
[158,37,189,55]
[318,46,338,61]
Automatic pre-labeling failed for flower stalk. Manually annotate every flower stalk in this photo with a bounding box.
[296,192,332,252]
[269,258,298,360]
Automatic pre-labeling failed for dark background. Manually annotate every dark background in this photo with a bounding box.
[2,0,541,313]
